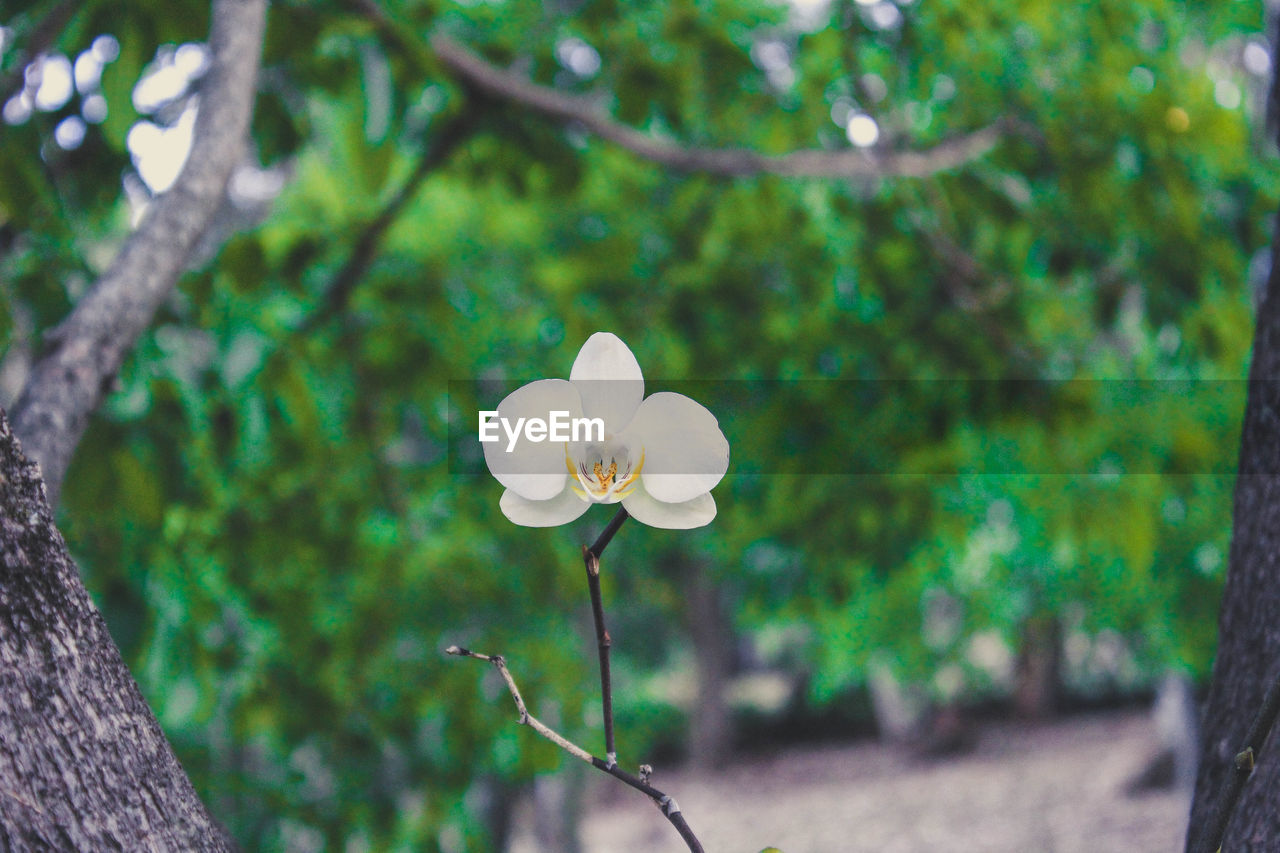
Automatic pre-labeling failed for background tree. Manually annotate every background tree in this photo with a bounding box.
[0,0,259,846]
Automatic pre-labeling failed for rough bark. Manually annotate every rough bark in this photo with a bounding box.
[1185,62,1280,845]
[0,408,233,850]
[10,0,267,507]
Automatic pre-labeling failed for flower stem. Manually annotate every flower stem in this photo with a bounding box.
[584,506,628,765]
[590,505,629,558]
[583,550,615,763]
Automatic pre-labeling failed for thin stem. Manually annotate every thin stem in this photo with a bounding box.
[445,646,595,763]
[1197,668,1280,852]
[589,505,629,559]
[584,507,628,764]
[594,760,704,852]
[445,645,704,853]
[583,547,616,763]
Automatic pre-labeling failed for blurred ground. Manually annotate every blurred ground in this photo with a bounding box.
[514,711,1190,852]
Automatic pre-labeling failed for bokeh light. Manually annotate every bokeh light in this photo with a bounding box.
[845,113,880,147]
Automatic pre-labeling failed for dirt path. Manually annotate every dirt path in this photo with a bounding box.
[560,712,1188,852]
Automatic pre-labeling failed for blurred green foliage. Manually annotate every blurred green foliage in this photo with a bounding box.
[1,0,1275,848]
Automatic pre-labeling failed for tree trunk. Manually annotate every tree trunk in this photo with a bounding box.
[1185,39,1280,839]
[1185,267,1280,847]
[0,408,233,850]
[685,561,733,769]
[1013,612,1059,719]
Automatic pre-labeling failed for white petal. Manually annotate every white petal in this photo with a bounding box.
[500,487,591,527]
[620,392,729,503]
[482,378,581,500]
[623,486,716,529]
[570,332,644,430]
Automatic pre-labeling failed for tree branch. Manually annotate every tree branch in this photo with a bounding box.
[445,645,704,853]
[349,2,1013,178]
[300,110,480,331]
[428,33,1011,179]
[10,0,268,506]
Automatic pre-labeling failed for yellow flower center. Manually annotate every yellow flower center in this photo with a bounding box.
[594,460,617,489]
[567,444,644,503]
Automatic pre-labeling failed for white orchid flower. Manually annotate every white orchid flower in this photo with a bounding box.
[482,333,729,529]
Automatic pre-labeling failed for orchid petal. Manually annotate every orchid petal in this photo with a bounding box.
[620,392,729,503]
[500,487,591,527]
[622,485,716,529]
[570,332,644,430]
[482,378,581,501]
